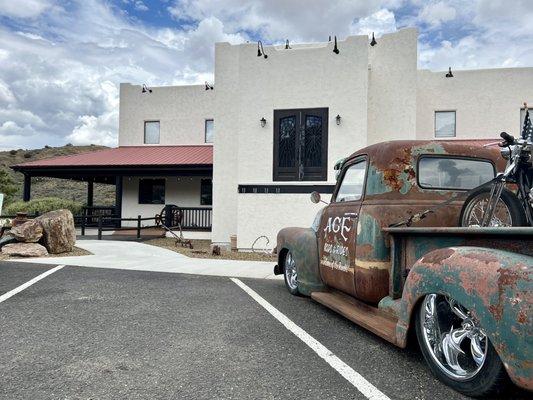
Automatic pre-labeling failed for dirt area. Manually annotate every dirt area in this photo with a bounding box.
[145,238,276,262]
[0,246,91,261]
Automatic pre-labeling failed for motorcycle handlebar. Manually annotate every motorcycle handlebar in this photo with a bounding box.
[500,131,515,144]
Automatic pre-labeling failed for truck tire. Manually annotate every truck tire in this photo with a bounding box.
[415,294,508,397]
[459,186,526,227]
[283,250,300,296]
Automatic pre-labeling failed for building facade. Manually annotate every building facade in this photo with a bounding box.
[14,28,533,249]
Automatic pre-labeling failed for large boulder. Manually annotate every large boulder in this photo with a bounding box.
[36,209,76,254]
[2,243,48,257]
[9,219,43,243]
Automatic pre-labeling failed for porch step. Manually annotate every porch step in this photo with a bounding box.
[311,290,398,345]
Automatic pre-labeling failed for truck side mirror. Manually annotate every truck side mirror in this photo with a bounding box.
[310,191,321,204]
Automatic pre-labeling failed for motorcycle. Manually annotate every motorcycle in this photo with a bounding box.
[460,130,533,227]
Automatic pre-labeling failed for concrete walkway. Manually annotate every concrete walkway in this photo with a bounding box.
[11,240,280,280]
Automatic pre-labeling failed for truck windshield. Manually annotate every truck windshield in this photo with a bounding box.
[418,157,495,190]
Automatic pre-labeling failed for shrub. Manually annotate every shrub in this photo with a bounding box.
[44,145,51,149]
[3,197,83,216]
[65,143,73,147]
[23,152,32,158]
[9,149,17,155]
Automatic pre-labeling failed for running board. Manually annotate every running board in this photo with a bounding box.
[311,290,398,345]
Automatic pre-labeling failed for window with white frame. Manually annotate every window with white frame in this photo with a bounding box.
[435,111,456,138]
[520,108,532,133]
[205,119,214,143]
[144,121,160,144]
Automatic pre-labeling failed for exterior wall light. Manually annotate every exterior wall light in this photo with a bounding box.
[333,36,340,54]
[257,41,268,59]
[370,32,377,46]
[205,81,214,90]
[336,114,341,125]
[445,67,453,78]
[260,117,267,128]
[141,84,152,93]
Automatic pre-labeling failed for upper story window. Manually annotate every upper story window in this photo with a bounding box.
[435,111,456,138]
[273,108,328,181]
[139,178,165,204]
[205,119,214,143]
[520,107,532,134]
[418,156,495,190]
[335,160,367,202]
[144,121,160,144]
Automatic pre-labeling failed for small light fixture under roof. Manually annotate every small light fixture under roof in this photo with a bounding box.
[141,84,152,93]
[370,32,377,46]
[257,41,268,59]
[333,36,339,54]
[205,81,214,90]
[336,114,341,125]
[260,117,266,128]
[445,67,453,78]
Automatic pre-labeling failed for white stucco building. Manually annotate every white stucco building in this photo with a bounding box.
[15,28,533,249]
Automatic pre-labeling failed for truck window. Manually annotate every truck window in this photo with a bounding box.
[418,157,495,190]
[336,160,367,202]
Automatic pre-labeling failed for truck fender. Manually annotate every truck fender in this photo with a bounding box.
[275,227,326,296]
[397,246,532,390]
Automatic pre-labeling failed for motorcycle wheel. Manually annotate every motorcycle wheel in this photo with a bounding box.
[459,187,527,227]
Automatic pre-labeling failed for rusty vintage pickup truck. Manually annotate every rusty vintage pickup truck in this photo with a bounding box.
[274,140,532,397]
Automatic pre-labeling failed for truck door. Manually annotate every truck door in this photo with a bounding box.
[318,158,367,297]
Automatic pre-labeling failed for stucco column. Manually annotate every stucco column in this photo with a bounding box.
[23,173,31,202]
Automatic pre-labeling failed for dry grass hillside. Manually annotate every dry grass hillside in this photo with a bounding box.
[0,144,115,207]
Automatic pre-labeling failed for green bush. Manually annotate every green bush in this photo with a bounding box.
[3,197,83,216]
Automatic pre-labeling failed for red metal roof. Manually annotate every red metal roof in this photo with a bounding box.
[13,145,213,169]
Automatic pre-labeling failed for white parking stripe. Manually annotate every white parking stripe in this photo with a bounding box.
[231,278,390,400]
[0,265,65,304]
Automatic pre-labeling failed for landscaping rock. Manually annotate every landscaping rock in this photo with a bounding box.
[36,209,76,254]
[9,219,43,243]
[2,243,48,257]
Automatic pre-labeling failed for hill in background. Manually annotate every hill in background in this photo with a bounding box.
[0,144,115,207]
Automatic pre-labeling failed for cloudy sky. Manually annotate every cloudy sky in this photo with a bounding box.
[0,0,532,150]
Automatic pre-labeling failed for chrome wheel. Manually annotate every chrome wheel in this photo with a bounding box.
[284,251,298,291]
[462,194,512,227]
[419,294,488,381]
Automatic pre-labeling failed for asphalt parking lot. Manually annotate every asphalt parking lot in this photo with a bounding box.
[0,261,529,400]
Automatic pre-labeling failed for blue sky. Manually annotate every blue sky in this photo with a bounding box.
[0,0,532,150]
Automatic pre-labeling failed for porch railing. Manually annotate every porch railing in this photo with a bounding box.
[177,207,212,231]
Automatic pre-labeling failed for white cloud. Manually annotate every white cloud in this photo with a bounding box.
[0,0,53,19]
[134,1,148,12]
[418,1,456,27]
[349,9,397,36]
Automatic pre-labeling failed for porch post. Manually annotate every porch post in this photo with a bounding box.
[23,173,31,202]
[115,176,122,228]
[87,180,94,207]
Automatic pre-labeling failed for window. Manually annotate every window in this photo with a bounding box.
[139,179,165,204]
[200,179,212,205]
[435,111,456,138]
[335,160,367,202]
[144,121,160,144]
[273,108,328,181]
[418,157,495,190]
[520,108,532,134]
[205,119,214,143]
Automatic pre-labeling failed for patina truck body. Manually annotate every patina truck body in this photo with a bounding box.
[274,140,532,396]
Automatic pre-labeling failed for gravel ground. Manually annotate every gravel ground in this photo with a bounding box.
[145,238,276,262]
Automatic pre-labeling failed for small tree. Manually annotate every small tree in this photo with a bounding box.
[0,168,17,204]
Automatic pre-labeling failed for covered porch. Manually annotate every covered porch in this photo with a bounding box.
[11,146,213,234]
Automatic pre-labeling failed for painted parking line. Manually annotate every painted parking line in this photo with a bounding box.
[231,278,390,400]
[0,265,65,304]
